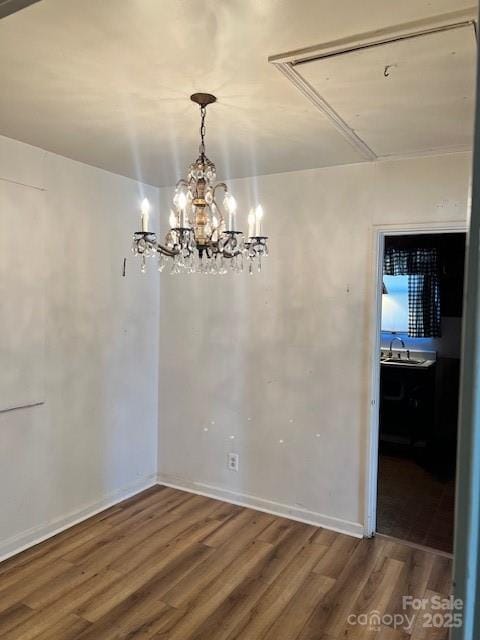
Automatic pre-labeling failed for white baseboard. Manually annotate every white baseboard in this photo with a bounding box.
[0,474,157,563]
[0,472,364,563]
[156,473,364,538]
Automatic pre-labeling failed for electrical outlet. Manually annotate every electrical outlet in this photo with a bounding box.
[227,452,239,472]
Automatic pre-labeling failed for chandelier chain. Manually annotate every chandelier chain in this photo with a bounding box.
[199,106,207,158]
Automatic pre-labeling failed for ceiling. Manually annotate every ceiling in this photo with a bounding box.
[296,24,476,159]
[0,0,476,186]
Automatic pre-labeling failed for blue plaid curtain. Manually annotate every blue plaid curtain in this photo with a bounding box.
[384,247,441,337]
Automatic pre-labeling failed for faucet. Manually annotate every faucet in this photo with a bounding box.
[388,336,405,358]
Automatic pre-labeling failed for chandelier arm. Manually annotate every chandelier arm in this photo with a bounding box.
[212,182,228,197]
[211,199,225,225]
[157,243,180,257]
[202,244,214,259]
[208,227,218,244]
[219,231,242,259]
[222,249,242,259]
[212,184,228,225]
[183,244,194,258]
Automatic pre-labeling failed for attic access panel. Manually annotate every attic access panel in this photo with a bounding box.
[297,24,476,158]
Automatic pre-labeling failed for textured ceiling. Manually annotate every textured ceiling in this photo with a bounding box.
[0,0,476,186]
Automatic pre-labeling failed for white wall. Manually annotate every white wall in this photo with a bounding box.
[157,152,471,535]
[0,135,160,558]
[0,141,470,555]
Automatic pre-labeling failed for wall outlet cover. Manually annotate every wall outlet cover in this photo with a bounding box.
[227,453,239,472]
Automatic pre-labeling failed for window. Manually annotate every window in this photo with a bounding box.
[381,275,409,333]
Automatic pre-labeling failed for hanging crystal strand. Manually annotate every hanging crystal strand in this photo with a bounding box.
[171,254,178,274]
[141,255,147,273]
[177,244,185,269]
[257,254,262,273]
[188,233,196,273]
[232,254,240,273]
[158,253,165,272]
[192,251,199,274]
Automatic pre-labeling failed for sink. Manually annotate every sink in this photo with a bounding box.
[381,357,426,365]
[380,347,436,368]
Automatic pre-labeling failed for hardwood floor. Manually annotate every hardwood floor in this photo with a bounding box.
[0,486,453,639]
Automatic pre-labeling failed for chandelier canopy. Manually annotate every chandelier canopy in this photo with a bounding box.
[132,93,268,275]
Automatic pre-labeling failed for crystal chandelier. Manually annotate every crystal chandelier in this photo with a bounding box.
[132,93,268,275]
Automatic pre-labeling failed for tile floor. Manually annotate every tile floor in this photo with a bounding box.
[376,454,455,553]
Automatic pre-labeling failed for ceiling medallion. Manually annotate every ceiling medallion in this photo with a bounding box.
[132,93,268,275]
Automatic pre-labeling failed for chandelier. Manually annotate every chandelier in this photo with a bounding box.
[132,93,268,275]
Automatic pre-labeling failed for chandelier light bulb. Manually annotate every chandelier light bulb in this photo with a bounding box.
[177,191,187,211]
[248,209,256,238]
[255,204,264,236]
[169,209,177,229]
[223,194,237,214]
[224,194,237,231]
[140,197,150,232]
[176,191,188,228]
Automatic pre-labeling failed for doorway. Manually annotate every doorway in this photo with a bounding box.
[367,226,466,553]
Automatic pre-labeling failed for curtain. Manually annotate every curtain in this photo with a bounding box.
[384,247,441,337]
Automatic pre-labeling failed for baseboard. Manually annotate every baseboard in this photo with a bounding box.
[156,473,364,538]
[0,474,157,562]
[0,472,364,563]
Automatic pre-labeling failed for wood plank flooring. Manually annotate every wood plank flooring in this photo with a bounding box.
[0,486,453,639]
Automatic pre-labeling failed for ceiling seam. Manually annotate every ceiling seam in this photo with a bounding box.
[273,62,377,162]
[268,8,477,65]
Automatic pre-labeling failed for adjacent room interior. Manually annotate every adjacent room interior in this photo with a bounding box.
[376,231,466,553]
[0,1,478,639]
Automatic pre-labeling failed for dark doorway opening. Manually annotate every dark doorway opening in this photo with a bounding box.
[376,232,466,553]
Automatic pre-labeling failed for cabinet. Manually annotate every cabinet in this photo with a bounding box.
[380,363,436,447]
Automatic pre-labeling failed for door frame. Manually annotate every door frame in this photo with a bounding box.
[365,219,468,537]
